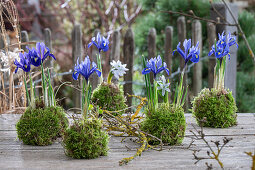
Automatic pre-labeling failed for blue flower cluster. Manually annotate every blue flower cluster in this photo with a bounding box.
[142,55,170,78]
[72,56,101,82]
[208,32,238,60]
[88,32,109,53]
[173,39,200,66]
[14,42,55,73]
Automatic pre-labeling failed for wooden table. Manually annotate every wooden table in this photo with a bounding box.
[0,113,254,169]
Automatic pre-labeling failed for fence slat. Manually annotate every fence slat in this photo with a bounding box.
[44,28,53,68]
[43,28,54,88]
[192,20,202,96]
[164,26,173,101]
[211,3,238,99]
[123,28,134,109]
[21,31,29,52]
[177,16,188,111]
[207,23,216,89]
[110,30,121,83]
[72,24,83,111]
[91,29,100,89]
[148,28,156,59]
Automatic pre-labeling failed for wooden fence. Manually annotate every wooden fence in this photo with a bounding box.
[0,3,238,112]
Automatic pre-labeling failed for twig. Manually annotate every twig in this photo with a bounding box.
[161,10,237,26]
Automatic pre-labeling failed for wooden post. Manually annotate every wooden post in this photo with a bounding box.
[123,28,134,109]
[207,23,216,89]
[44,28,53,68]
[147,28,156,84]
[164,26,173,101]
[21,31,29,52]
[192,20,203,96]
[110,30,121,61]
[72,24,83,111]
[177,16,188,111]
[211,3,238,99]
[110,30,121,83]
[90,29,100,89]
[43,28,54,90]
[147,28,156,59]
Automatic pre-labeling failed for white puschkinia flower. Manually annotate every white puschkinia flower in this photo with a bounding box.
[157,75,170,96]
[110,60,129,79]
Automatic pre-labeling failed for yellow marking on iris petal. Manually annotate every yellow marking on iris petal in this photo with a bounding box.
[218,52,221,55]
[74,71,77,74]
[196,55,198,58]
[104,42,106,46]
[221,41,223,44]
[35,58,37,62]
[24,65,27,68]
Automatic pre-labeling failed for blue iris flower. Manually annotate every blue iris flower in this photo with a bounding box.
[14,52,31,73]
[27,47,41,67]
[88,32,109,53]
[208,32,238,60]
[173,39,200,66]
[142,55,169,78]
[72,56,101,82]
[36,42,56,63]
[26,42,56,67]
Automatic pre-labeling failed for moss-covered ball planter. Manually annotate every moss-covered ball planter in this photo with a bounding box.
[192,88,237,128]
[62,118,109,159]
[16,106,68,146]
[91,82,127,115]
[141,103,186,145]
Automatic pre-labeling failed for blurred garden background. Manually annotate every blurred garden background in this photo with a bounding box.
[8,0,255,113]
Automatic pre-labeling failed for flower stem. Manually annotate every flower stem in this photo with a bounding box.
[97,53,103,83]
[107,71,113,84]
[29,73,35,109]
[23,73,30,106]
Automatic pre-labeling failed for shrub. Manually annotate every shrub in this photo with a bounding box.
[192,88,237,128]
[16,106,68,146]
[141,103,186,145]
[91,82,127,115]
[63,118,109,159]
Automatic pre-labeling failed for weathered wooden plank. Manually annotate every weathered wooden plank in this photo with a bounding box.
[110,30,121,83]
[211,3,238,99]
[90,29,100,90]
[0,113,254,169]
[177,16,188,111]
[72,25,83,111]
[147,28,156,59]
[207,23,217,89]
[192,20,202,96]
[123,28,134,109]
[164,26,173,102]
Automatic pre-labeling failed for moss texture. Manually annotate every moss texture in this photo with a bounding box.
[63,118,109,159]
[192,88,237,128]
[16,106,68,146]
[141,103,186,145]
[91,82,127,115]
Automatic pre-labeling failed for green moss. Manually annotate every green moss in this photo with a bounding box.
[91,82,127,115]
[141,103,186,145]
[192,88,237,128]
[63,118,109,159]
[16,106,68,146]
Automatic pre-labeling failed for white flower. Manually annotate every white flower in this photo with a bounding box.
[157,75,170,96]
[110,60,129,79]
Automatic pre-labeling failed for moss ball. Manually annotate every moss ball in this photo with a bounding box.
[141,103,186,145]
[63,118,109,159]
[91,82,127,115]
[192,88,237,128]
[16,106,68,146]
